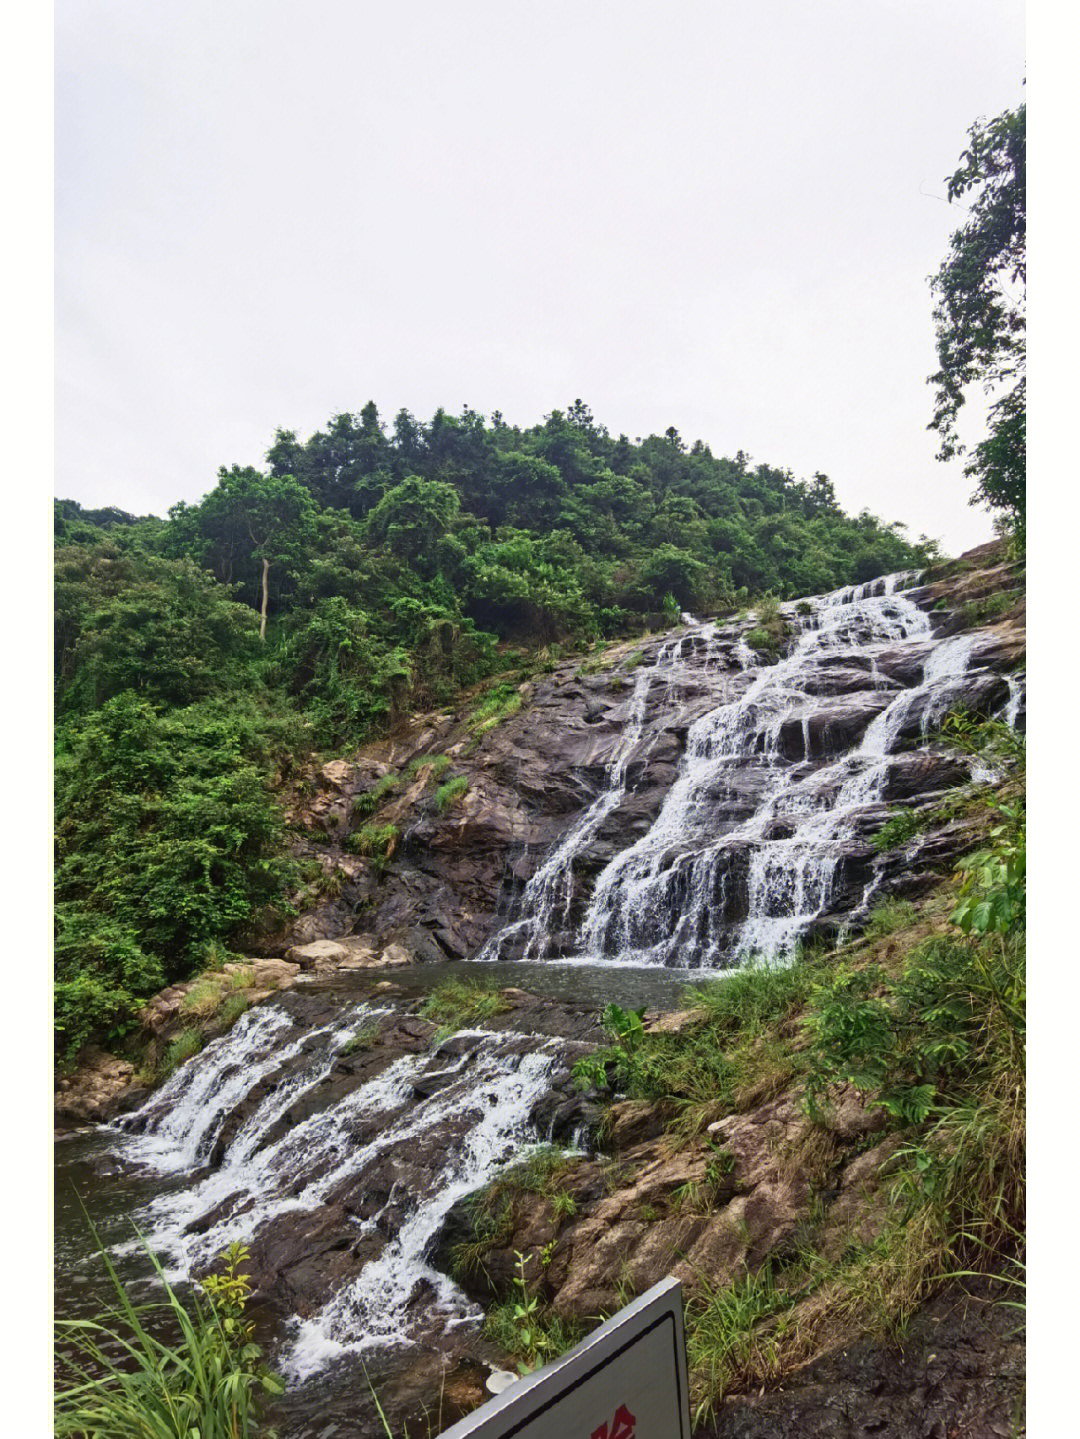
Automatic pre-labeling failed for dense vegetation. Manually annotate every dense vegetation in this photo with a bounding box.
[54,410,931,1058]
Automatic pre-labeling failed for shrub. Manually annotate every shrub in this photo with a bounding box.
[871,808,923,852]
[435,775,469,813]
[745,627,775,652]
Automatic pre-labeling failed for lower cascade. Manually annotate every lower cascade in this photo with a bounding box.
[106,996,570,1383]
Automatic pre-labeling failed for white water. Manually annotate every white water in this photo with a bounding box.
[479,624,727,960]
[87,563,1022,1399]
[477,569,1012,969]
[285,1041,559,1377]
[113,1006,561,1375]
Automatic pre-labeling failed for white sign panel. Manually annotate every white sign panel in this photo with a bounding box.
[440,1277,691,1439]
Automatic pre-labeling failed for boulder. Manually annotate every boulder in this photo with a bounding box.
[251,957,301,989]
[286,939,351,970]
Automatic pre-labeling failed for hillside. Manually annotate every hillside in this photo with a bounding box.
[54,405,934,1059]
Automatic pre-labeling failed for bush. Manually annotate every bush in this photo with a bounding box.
[744,627,775,652]
[54,693,290,1057]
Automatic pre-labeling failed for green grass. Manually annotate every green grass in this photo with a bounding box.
[959,591,1018,629]
[345,822,400,866]
[419,978,511,1036]
[55,1228,284,1438]
[469,683,524,735]
[181,978,227,1018]
[216,993,249,1028]
[745,627,776,652]
[622,649,647,671]
[352,771,402,816]
[685,1263,797,1422]
[482,1297,582,1366]
[435,775,469,813]
[862,897,918,937]
[755,593,782,625]
[338,1024,379,1056]
[871,808,923,852]
[159,1027,204,1079]
[574,954,828,1137]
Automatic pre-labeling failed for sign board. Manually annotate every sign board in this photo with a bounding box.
[440,1277,691,1439]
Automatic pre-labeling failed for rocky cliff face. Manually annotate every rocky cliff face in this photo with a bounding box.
[273,543,1024,971]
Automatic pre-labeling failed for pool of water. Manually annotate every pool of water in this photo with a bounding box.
[314,956,708,1013]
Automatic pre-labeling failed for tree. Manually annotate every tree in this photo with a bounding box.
[168,468,318,640]
[365,475,461,573]
[929,102,1025,523]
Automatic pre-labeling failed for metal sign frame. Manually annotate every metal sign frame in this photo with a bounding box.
[440,1276,691,1439]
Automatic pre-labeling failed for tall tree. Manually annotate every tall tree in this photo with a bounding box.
[929,102,1025,523]
[168,468,317,639]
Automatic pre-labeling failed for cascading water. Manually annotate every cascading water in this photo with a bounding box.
[480,623,724,960]
[482,570,1015,969]
[105,997,566,1380]
[285,1041,559,1377]
[56,560,1023,1431]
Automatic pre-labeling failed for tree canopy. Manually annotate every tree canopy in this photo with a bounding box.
[929,102,1025,524]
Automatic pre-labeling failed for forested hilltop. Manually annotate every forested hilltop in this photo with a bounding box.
[55,404,932,1057]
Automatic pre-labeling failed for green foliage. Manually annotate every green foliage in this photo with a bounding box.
[871,808,923,852]
[929,103,1025,521]
[959,591,1017,629]
[353,771,402,815]
[55,1229,284,1438]
[435,775,469,813]
[160,1028,205,1079]
[862,898,918,937]
[483,1251,582,1375]
[469,683,524,734]
[685,1263,796,1421]
[951,801,1025,935]
[53,400,935,1054]
[744,627,775,652]
[54,694,290,1057]
[573,957,821,1134]
[601,1002,646,1048]
[338,1024,379,1057]
[344,822,400,872]
[419,979,511,1035]
[55,542,261,715]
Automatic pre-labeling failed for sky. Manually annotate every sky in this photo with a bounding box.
[55,0,1025,553]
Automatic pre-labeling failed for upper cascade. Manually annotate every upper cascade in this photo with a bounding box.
[481,569,1022,969]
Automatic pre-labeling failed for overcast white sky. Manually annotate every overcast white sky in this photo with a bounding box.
[55,0,1024,553]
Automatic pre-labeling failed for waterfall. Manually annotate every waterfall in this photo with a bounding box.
[112,1006,563,1375]
[480,624,722,960]
[285,1041,559,1377]
[478,569,1013,970]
